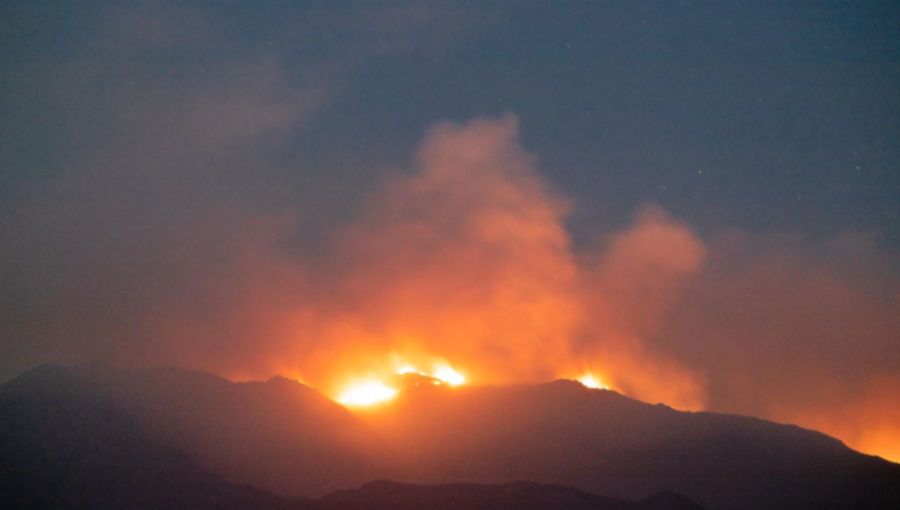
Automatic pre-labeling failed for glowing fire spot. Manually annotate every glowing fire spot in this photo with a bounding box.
[397,366,426,376]
[579,374,608,390]
[433,366,466,386]
[338,382,398,406]
[395,362,466,386]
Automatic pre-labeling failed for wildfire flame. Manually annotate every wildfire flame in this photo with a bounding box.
[578,373,609,390]
[337,361,466,407]
[432,366,466,386]
[337,381,398,406]
[397,361,466,386]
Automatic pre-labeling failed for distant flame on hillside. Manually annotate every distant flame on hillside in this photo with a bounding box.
[337,360,467,407]
[432,366,466,386]
[578,373,609,390]
[338,381,398,406]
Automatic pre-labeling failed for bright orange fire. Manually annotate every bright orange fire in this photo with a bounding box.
[396,360,466,386]
[397,365,423,376]
[338,381,398,406]
[432,365,466,386]
[337,361,467,407]
[578,373,609,390]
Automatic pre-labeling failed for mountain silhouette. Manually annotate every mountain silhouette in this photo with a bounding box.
[0,365,703,510]
[3,364,898,509]
[0,364,298,510]
[63,362,384,496]
[360,379,900,509]
[320,480,705,510]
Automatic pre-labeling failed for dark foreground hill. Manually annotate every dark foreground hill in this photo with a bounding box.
[62,363,384,496]
[359,380,900,510]
[0,364,700,510]
[320,480,705,510]
[0,364,296,510]
[3,364,899,510]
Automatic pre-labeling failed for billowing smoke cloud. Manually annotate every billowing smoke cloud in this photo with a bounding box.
[307,115,581,388]
[574,205,709,410]
[133,116,710,411]
[134,115,709,405]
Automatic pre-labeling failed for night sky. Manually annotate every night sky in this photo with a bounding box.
[2,1,900,460]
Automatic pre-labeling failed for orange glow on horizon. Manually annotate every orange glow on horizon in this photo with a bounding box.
[859,430,900,464]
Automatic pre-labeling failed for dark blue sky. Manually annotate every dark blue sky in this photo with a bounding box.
[2,0,899,244]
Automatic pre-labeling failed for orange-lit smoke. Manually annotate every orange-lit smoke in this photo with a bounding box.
[651,229,900,462]
[142,114,706,408]
[573,205,709,410]
[128,114,898,461]
[259,115,704,410]
[300,114,582,395]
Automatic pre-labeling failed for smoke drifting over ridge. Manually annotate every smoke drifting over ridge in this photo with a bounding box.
[3,110,899,462]
[133,114,709,410]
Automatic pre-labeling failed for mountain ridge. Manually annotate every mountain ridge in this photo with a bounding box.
[0,365,700,510]
[3,363,899,509]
